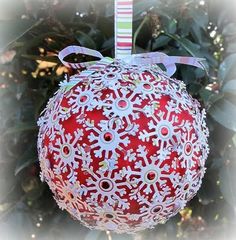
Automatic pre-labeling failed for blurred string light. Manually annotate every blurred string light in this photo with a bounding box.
[206,21,225,59]
[199,0,205,6]
[210,30,217,38]
[31,234,36,239]
[75,11,87,18]
[106,231,112,240]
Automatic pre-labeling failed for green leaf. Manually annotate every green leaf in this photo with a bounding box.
[178,38,201,55]
[226,41,236,53]
[152,35,170,50]
[218,53,236,82]
[21,54,59,63]
[101,37,114,51]
[208,98,236,131]
[162,17,177,34]
[111,233,133,240]
[197,170,220,205]
[75,30,96,49]
[88,29,104,49]
[179,17,191,37]
[219,162,236,208]
[168,19,177,34]
[189,7,209,29]
[84,231,102,240]
[222,80,236,95]
[163,33,200,57]
[232,134,236,147]
[0,19,43,51]
[133,0,158,20]
[191,23,202,42]
[15,143,38,176]
[3,122,38,136]
[199,87,214,105]
[222,23,236,36]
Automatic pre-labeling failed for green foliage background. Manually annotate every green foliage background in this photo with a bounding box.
[0,0,236,239]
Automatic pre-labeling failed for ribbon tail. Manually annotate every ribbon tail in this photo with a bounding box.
[168,56,207,70]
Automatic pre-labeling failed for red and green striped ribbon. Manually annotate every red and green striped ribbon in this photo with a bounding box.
[115,0,133,59]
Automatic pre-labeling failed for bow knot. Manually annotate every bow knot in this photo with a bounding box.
[58,45,206,79]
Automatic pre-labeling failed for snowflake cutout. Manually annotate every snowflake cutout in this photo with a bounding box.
[68,82,102,114]
[122,145,180,197]
[139,101,190,159]
[49,126,84,183]
[84,118,136,161]
[96,87,143,126]
[82,169,131,210]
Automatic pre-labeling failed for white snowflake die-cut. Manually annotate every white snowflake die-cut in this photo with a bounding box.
[96,87,143,126]
[82,169,131,210]
[177,128,201,169]
[139,101,190,160]
[139,197,175,227]
[122,145,179,196]
[68,82,102,114]
[49,126,84,183]
[90,63,124,89]
[51,176,92,215]
[37,99,62,140]
[131,70,163,101]
[80,203,131,233]
[84,118,137,161]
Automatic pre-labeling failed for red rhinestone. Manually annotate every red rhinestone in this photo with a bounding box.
[120,81,128,86]
[101,181,110,190]
[117,99,127,108]
[185,143,192,153]
[80,95,88,103]
[105,213,114,219]
[107,73,115,78]
[161,127,169,136]
[63,146,70,155]
[69,193,74,199]
[52,114,57,121]
[147,171,156,180]
[184,184,189,190]
[143,83,152,90]
[84,145,91,152]
[153,206,161,213]
[104,132,113,142]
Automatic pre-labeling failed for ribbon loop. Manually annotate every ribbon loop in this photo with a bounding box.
[123,52,206,77]
[58,45,104,70]
[58,44,206,78]
[123,52,177,77]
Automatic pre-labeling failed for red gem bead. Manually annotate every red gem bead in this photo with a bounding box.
[118,99,128,108]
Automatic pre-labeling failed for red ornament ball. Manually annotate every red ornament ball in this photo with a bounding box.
[37,61,209,233]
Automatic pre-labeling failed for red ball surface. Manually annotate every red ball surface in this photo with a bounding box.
[37,61,209,233]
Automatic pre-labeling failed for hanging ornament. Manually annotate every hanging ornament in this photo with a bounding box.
[37,0,209,234]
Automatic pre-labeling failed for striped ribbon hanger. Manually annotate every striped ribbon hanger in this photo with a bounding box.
[115,0,133,59]
[58,0,206,79]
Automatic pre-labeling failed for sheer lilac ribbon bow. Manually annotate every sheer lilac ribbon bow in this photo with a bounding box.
[58,45,206,78]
